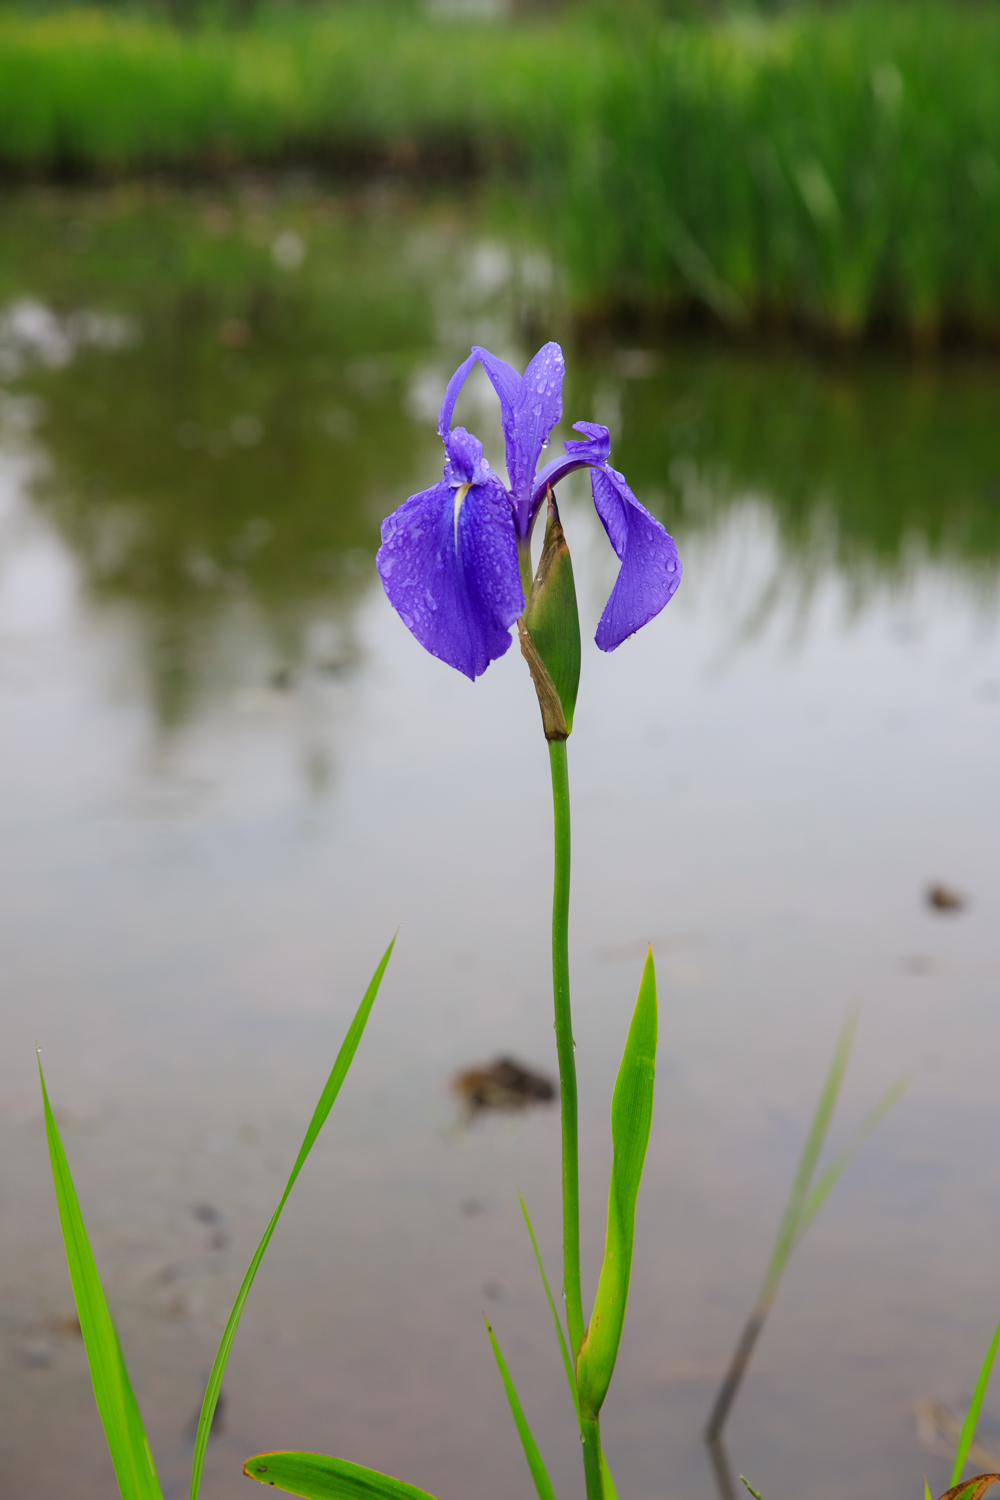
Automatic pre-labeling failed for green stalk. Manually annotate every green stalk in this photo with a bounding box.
[548,737,584,1362]
[581,1415,604,1500]
[518,536,535,598]
[550,738,606,1500]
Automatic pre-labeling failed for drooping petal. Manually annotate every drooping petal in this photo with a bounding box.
[508,342,564,508]
[437,351,480,443]
[377,476,524,680]
[591,466,682,651]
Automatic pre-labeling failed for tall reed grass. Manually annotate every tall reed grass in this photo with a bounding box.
[3,2,1000,334]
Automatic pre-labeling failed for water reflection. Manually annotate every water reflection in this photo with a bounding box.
[2,183,1000,1500]
[574,344,1000,603]
[2,182,997,730]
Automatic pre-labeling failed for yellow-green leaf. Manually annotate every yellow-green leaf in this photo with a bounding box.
[485,1318,558,1500]
[39,1053,162,1500]
[950,1321,1000,1490]
[576,948,657,1419]
[191,937,396,1500]
[242,1452,436,1500]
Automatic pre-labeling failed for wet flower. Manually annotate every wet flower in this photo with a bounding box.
[376,343,681,679]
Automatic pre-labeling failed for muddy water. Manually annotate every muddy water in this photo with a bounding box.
[0,180,998,1500]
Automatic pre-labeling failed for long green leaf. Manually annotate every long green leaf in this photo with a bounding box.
[519,1191,578,1414]
[242,1452,437,1500]
[485,1318,558,1500]
[740,1480,763,1500]
[792,1073,911,1249]
[518,1194,621,1499]
[38,1053,162,1500]
[576,948,657,1420]
[760,1008,857,1293]
[950,1322,1000,1488]
[191,937,396,1500]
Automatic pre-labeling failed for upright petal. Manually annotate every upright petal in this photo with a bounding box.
[471,345,522,478]
[508,342,564,508]
[437,351,480,443]
[591,467,682,652]
[377,477,524,680]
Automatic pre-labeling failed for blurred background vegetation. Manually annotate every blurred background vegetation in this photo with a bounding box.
[1,0,999,724]
[2,0,1000,335]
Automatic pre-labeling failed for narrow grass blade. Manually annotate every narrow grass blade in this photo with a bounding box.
[516,1208,621,1500]
[576,948,657,1420]
[242,1452,437,1500]
[927,1478,935,1500]
[793,1074,911,1249]
[740,1480,764,1500]
[485,1317,558,1500]
[939,1480,1000,1500]
[706,1009,907,1443]
[950,1322,1000,1488]
[190,937,396,1500]
[761,1008,857,1292]
[38,1053,162,1500]
[519,1191,578,1415]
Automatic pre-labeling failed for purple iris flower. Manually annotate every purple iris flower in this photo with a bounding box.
[376,343,682,680]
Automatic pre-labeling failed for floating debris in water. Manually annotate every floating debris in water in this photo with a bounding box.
[926,883,967,913]
[192,1202,230,1250]
[902,954,941,976]
[20,1338,53,1369]
[915,1395,1000,1470]
[451,1055,556,1117]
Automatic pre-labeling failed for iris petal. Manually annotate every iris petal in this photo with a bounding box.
[509,342,564,506]
[437,351,480,443]
[591,467,682,652]
[444,426,491,487]
[470,345,522,478]
[531,420,611,508]
[377,477,524,681]
[563,421,610,461]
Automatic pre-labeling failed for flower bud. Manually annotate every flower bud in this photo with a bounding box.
[518,489,581,739]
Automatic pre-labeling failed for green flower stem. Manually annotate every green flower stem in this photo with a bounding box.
[518,536,535,598]
[548,738,584,1360]
[581,1415,604,1500]
[550,738,604,1500]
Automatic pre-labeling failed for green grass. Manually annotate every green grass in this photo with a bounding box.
[3,2,1000,333]
[39,937,396,1500]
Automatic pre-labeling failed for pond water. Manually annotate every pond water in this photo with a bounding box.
[0,178,999,1500]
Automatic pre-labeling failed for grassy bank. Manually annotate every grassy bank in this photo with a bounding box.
[3,3,1000,335]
